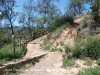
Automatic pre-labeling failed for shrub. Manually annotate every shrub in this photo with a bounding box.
[6,37,12,44]
[83,58,93,66]
[63,56,75,67]
[72,36,100,59]
[97,59,100,65]
[51,15,74,31]
[77,66,100,75]
[60,41,64,46]
[81,21,87,29]
[65,45,72,54]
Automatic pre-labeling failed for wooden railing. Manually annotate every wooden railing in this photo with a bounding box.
[13,28,49,56]
[15,29,49,46]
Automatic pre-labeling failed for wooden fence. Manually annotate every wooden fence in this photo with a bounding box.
[12,28,49,57]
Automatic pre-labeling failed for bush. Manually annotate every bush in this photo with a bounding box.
[72,36,100,59]
[83,58,93,66]
[97,59,100,65]
[81,21,87,29]
[51,15,74,31]
[60,41,64,46]
[6,37,12,44]
[77,66,100,75]
[63,56,75,67]
[65,45,72,54]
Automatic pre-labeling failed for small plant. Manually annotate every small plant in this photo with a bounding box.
[42,42,53,50]
[75,64,80,68]
[81,20,88,29]
[32,57,39,65]
[84,58,93,66]
[63,56,75,68]
[60,41,64,46]
[51,48,55,52]
[56,42,59,46]
[65,45,72,54]
[33,42,36,44]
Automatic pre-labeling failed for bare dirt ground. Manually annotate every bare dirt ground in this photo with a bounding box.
[23,35,48,59]
[20,51,66,75]
[19,17,97,75]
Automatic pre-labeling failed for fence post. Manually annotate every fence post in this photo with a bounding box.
[19,35,21,49]
[12,34,15,58]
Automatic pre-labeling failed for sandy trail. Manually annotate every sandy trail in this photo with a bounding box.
[20,51,66,75]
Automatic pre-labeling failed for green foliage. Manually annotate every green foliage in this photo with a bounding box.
[91,0,100,20]
[97,59,100,65]
[52,25,66,35]
[51,16,73,31]
[34,57,39,62]
[72,36,100,59]
[65,45,72,54]
[0,44,26,65]
[81,20,88,29]
[63,56,75,67]
[42,42,53,50]
[5,37,12,44]
[75,63,81,68]
[83,58,93,66]
[60,41,64,46]
[66,0,85,17]
[77,66,100,75]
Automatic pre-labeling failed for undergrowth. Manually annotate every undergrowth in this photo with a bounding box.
[77,66,100,75]
[72,36,100,60]
[0,43,26,65]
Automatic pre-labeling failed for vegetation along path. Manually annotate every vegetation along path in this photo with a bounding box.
[19,23,79,75]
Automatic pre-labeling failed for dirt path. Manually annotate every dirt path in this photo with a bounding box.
[19,51,66,75]
[24,35,48,59]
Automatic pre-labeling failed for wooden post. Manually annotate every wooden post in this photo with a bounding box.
[19,36,21,49]
[12,34,15,58]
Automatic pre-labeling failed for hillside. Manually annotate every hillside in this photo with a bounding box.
[19,17,99,75]
[1,15,100,75]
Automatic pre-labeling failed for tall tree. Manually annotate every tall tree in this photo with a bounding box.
[0,0,17,35]
[19,0,35,35]
[35,0,61,30]
[66,0,85,17]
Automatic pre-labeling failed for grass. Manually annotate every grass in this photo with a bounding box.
[77,66,100,75]
[65,45,72,54]
[62,56,75,68]
[52,24,67,35]
[63,36,100,68]
[42,42,53,50]
[83,58,93,66]
[75,64,81,68]
[0,43,26,65]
